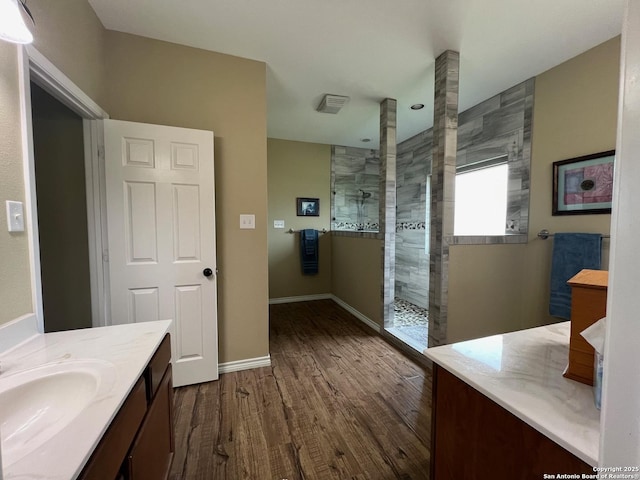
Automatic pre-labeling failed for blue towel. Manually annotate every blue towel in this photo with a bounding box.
[549,233,602,319]
[300,229,319,275]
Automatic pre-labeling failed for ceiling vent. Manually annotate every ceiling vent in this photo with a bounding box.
[317,94,350,114]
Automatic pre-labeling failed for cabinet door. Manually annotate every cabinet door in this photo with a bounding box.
[79,378,147,480]
[126,365,174,479]
[431,365,593,479]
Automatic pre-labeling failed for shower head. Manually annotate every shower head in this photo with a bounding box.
[359,189,372,199]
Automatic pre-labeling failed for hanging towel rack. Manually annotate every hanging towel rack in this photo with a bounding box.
[288,228,329,234]
[537,229,610,240]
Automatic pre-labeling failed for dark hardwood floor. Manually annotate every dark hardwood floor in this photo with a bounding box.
[170,299,432,479]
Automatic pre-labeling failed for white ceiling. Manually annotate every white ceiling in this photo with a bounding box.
[88,0,624,148]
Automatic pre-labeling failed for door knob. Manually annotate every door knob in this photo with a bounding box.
[203,268,213,277]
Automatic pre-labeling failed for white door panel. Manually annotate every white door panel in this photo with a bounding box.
[104,119,218,387]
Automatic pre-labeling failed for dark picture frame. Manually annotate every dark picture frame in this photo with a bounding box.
[552,150,615,216]
[296,197,319,216]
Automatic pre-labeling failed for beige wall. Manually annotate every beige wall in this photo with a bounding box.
[105,32,269,363]
[267,139,331,299]
[29,0,108,108]
[331,236,382,326]
[0,0,106,328]
[447,37,620,343]
[1,2,269,363]
[520,36,619,329]
[0,43,32,325]
[448,244,526,343]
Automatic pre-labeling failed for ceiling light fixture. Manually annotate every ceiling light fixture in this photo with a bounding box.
[0,0,34,44]
[410,104,425,110]
[317,94,350,114]
[361,138,371,143]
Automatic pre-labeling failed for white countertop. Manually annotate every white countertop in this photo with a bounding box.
[0,320,171,480]
[423,322,600,466]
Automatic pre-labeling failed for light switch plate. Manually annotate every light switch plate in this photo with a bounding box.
[274,220,285,229]
[6,201,24,232]
[240,214,255,229]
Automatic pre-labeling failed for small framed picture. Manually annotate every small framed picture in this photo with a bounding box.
[296,197,319,216]
[552,150,615,215]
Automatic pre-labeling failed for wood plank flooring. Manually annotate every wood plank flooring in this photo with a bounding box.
[169,299,432,479]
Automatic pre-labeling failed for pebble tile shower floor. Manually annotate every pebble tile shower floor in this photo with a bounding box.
[388,299,429,352]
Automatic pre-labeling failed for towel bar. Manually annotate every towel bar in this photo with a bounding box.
[537,229,610,240]
[288,228,329,234]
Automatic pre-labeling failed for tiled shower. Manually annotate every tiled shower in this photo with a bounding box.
[331,142,430,350]
[331,146,380,232]
[330,77,533,352]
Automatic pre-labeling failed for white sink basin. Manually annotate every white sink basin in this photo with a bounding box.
[0,359,117,468]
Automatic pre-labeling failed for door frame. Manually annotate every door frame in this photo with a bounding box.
[19,45,110,332]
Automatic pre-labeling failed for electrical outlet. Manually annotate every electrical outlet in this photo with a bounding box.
[240,214,255,229]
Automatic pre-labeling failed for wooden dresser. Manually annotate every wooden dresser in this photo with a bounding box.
[564,269,608,386]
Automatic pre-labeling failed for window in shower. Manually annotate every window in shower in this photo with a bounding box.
[454,157,508,236]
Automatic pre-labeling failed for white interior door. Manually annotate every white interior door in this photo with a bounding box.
[104,119,218,387]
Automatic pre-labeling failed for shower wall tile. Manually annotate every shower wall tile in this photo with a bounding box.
[501,81,526,107]
[429,50,459,348]
[331,145,380,231]
[380,98,397,325]
[394,118,432,308]
[331,77,534,326]
[458,94,501,125]
[394,76,534,311]
[457,117,484,150]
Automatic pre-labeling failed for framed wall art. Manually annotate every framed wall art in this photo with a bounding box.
[296,197,319,216]
[552,150,615,215]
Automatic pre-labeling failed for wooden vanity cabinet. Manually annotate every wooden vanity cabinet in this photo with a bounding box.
[78,378,147,480]
[430,365,592,480]
[78,333,174,480]
[124,364,174,479]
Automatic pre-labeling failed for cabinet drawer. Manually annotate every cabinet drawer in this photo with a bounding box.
[145,333,171,402]
[79,377,147,480]
[125,365,174,480]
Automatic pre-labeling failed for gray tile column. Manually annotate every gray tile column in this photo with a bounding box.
[429,50,459,347]
[380,98,397,326]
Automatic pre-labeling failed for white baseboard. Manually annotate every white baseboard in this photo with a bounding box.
[218,355,272,374]
[0,313,39,354]
[269,294,332,305]
[330,295,382,333]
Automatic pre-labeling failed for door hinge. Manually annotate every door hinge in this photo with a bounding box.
[97,145,105,160]
[102,250,109,263]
